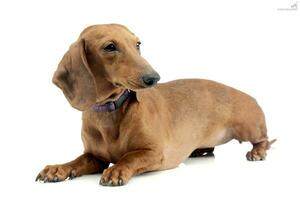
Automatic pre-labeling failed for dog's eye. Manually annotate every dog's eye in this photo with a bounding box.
[136,42,141,50]
[103,43,117,52]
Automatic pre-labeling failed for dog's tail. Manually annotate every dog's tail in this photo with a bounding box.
[267,139,277,149]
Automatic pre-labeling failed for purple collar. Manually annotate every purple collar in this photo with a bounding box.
[92,90,131,112]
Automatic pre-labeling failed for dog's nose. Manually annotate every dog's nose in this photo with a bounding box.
[142,73,160,87]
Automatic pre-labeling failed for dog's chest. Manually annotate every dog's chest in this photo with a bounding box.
[82,124,127,163]
[82,111,129,162]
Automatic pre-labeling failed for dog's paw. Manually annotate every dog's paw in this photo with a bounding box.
[246,150,266,161]
[99,164,132,186]
[36,164,77,183]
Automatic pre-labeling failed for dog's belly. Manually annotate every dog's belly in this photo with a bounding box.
[160,127,233,170]
[200,127,234,147]
[160,126,202,169]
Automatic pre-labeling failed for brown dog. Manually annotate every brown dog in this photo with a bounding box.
[36,24,275,186]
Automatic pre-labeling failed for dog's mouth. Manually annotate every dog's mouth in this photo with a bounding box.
[120,80,148,91]
[113,80,147,91]
[122,79,159,91]
[114,73,160,91]
[114,80,147,91]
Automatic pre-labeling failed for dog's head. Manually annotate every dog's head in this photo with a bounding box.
[52,24,160,111]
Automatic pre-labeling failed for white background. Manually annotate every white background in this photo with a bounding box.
[0,0,299,199]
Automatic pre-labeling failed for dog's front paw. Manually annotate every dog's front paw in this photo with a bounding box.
[36,164,77,183]
[100,164,133,186]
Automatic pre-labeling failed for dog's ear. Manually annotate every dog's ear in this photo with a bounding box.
[52,39,97,111]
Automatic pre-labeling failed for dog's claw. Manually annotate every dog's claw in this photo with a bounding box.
[99,178,105,185]
[69,171,76,180]
[118,179,123,186]
[43,177,48,183]
[35,174,41,182]
[53,176,59,182]
[99,178,124,186]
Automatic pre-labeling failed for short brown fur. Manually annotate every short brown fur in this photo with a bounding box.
[36,24,275,186]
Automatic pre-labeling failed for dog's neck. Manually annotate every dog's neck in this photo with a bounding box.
[92,89,132,112]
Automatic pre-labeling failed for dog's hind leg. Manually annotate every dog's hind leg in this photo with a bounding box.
[232,120,276,161]
[246,139,276,161]
[189,147,215,157]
